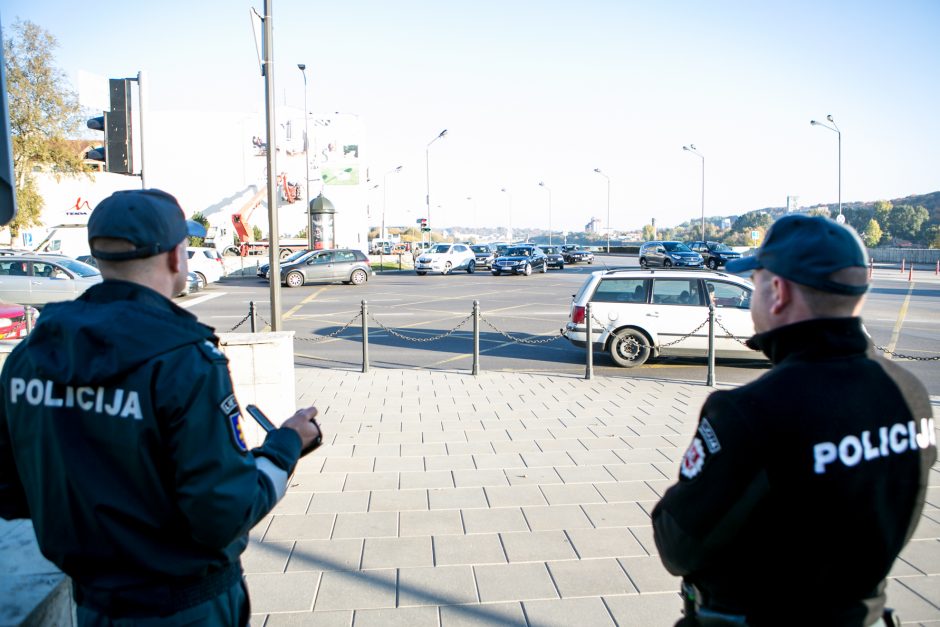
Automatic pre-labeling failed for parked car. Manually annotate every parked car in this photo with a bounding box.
[257,249,313,279]
[491,245,548,276]
[0,255,102,307]
[390,243,410,255]
[563,268,759,367]
[470,244,496,268]
[638,241,704,268]
[0,301,39,339]
[562,245,595,264]
[414,243,477,275]
[187,246,225,286]
[687,240,743,270]
[540,245,565,270]
[279,248,373,287]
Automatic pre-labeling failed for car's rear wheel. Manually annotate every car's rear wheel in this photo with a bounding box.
[558,263,564,271]
[467,260,475,274]
[416,271,427,276]
[492,270,501,276]
[523,264,532,276]
[443,262,452,275]
[350,269,367,285]
[286,271,304,288]
[610,329,651,367]
[707,258,718,270]
[663,259,672,268]
[639,258,648,268]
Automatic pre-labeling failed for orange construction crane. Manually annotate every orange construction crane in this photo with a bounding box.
[231,188,266,255]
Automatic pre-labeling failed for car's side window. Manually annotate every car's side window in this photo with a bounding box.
[311,253,333,264]
[335,251,355,262]
[593,278,648,303]
[651,279,703,306]
[705,280,750,309]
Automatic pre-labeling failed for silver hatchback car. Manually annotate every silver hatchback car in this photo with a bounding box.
[279,249,373,287]
[0,255,102,307]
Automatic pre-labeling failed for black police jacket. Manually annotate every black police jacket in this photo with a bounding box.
[652,317,936,626]
[0,280,302,591]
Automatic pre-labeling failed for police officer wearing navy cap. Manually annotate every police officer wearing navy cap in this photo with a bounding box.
[0,189,323,625]
[652,214,936,627]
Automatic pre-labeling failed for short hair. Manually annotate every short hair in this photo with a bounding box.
[790,267,869,317]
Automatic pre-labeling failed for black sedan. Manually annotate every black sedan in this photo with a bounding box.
[562,246,595,264]
[491,245,548,276]
[540,245,565,270]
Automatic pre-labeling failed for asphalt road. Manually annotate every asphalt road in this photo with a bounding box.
[177,255,940,396]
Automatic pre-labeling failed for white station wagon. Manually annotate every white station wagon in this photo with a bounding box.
[564,269,761,367]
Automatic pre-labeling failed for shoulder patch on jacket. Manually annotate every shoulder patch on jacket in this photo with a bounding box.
[229,411,249,454]
[196,340,228,364]
[680,437,707,480]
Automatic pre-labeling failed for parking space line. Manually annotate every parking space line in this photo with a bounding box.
[177,292,225,309]
[884,282,915,360]
[284,287,327,320]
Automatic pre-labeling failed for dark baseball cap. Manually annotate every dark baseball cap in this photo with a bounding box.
[726,214,869,296]
[88,189,206,261]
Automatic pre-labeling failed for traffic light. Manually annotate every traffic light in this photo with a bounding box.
[85,78,134,174]
[420,218,430,232]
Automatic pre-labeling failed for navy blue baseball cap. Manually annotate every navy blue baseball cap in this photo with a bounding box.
[88,189,206,261]
[726,214,869,296]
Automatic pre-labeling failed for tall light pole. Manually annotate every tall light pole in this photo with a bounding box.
[425,129,447,246]
[593,168,610,253]
[810,115,842,220]
[297,63,312,250]
[682,145,706,242]
[539,181,552,245]
[500,188,512,243]
[382,165,402,241]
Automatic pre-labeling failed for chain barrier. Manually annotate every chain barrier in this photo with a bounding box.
[590,314,709,350]
[370,312,473,343]
[873,346,940,362]
[229,312,253,332]
[714,317,752,347]
[294,312,363,343]
[481,315,564,345]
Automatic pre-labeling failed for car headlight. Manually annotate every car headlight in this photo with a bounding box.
[0,318,12,327]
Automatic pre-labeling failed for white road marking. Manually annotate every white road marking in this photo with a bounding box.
[177,292,225,309]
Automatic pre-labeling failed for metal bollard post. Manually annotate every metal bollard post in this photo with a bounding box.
[901,259,905,274]
[361,300,370,373]
[585,302,594,380]
[379,252,384,274]
[399,254,403,271]
[868,258,873,280]
[908,263,913,282]
[249,301,257,332]
[25,307,33,334]
[706,303,716,387]
[472,300,480,376]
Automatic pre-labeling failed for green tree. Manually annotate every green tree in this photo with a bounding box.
[926,225,940,249]
[873,200,892,237]
[189,212,209,246]
[887,204,930,243]
[642,224,655,241]
[4,20,85,237]
[252,225,263,241]
[862,219,883,248]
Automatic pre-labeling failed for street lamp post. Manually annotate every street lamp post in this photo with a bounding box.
[810,115,842,220]
[682,145,706,242]
[425,129,447,246]
[500,188,512,243]
[593,169,610,253]
[380,165,402,271]
[297,63,312,250]
[538,181,552,245]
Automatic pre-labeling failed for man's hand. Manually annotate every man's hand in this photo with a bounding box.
[281,406,322,454]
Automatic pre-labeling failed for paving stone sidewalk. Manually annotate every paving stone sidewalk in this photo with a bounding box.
[245,367,940,626]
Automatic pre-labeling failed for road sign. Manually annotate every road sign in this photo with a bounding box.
[751,230,759,241]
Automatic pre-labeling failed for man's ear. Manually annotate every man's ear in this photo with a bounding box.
[167,242,185,274]
[769,275,792,315]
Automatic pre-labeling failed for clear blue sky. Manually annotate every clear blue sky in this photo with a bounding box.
[4,0,939,233]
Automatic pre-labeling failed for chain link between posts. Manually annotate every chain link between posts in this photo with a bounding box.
[230,303,940,361]
[370,312,473,342]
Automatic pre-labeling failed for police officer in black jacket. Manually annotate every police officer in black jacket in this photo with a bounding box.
[652,215,936,627]
[0,189,323,625]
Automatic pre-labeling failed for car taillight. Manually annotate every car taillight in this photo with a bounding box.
[572,305,585,324]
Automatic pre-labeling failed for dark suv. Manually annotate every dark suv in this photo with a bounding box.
[470,244,496,268]
[638,241,704,268]
[687,241,742,270]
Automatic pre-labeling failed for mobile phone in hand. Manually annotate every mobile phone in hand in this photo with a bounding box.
[245,404,277,432]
